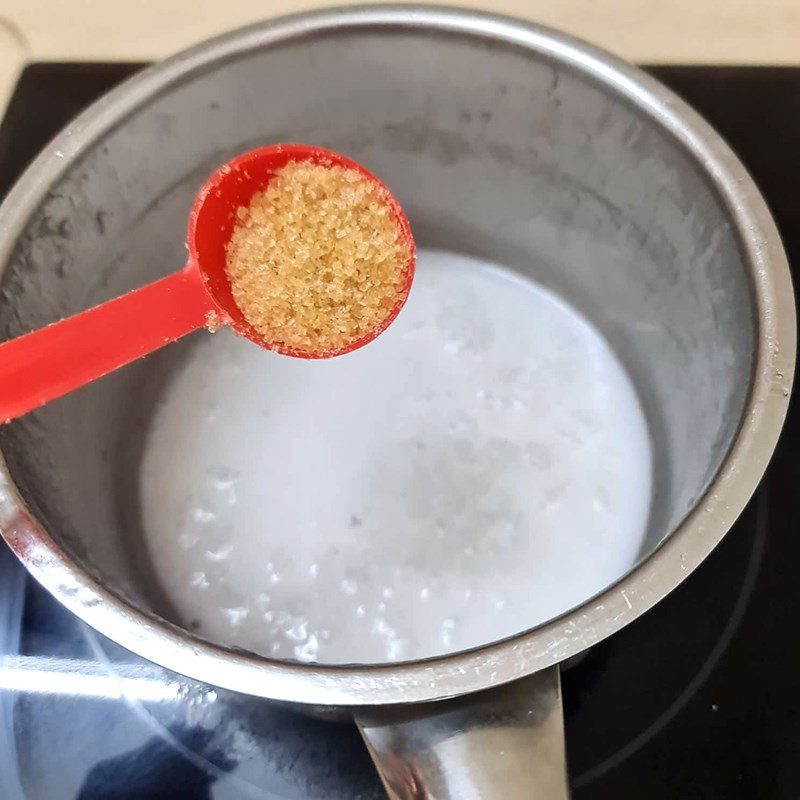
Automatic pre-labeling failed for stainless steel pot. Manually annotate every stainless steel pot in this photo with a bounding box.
[0,6,794,798]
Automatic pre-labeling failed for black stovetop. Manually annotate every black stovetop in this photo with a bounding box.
[0,64,798,800]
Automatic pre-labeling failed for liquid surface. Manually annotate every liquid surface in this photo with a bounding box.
[140,250,652,664]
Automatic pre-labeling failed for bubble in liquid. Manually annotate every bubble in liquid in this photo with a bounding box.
[224,606,248,626]
[206,544,233,563]
[179,532,199,550]
[189,571,210,590]
[295,633,320,662]
[286,621,308,643]
[192,507,216,524]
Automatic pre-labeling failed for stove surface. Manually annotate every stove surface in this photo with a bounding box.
[0,64,798,799]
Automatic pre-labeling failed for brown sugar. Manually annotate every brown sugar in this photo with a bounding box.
[204,311,223,334]
[224,160,411,355]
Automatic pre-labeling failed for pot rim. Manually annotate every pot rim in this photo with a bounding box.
[0,4,794,707]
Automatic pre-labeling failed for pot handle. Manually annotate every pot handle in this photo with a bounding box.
[355,665,569,799]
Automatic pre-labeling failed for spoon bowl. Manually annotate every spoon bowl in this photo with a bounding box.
[190,143,415,358]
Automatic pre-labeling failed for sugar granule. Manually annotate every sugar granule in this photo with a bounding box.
[224,160,411,354]
[204,311,223,334]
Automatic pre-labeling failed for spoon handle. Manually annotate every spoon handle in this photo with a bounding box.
[0,263,217,422]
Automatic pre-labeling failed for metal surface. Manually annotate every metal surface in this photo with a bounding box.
[358,665,568,799]
[0,6,794,709]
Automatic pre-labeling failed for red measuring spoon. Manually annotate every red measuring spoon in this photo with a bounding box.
[0,144,416,423]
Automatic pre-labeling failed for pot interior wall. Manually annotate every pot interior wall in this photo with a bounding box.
[0,26,753,637]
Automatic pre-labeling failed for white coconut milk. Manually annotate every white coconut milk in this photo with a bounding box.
[140,249,652,664]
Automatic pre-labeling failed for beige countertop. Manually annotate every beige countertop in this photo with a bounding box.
[1,0,799,114]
